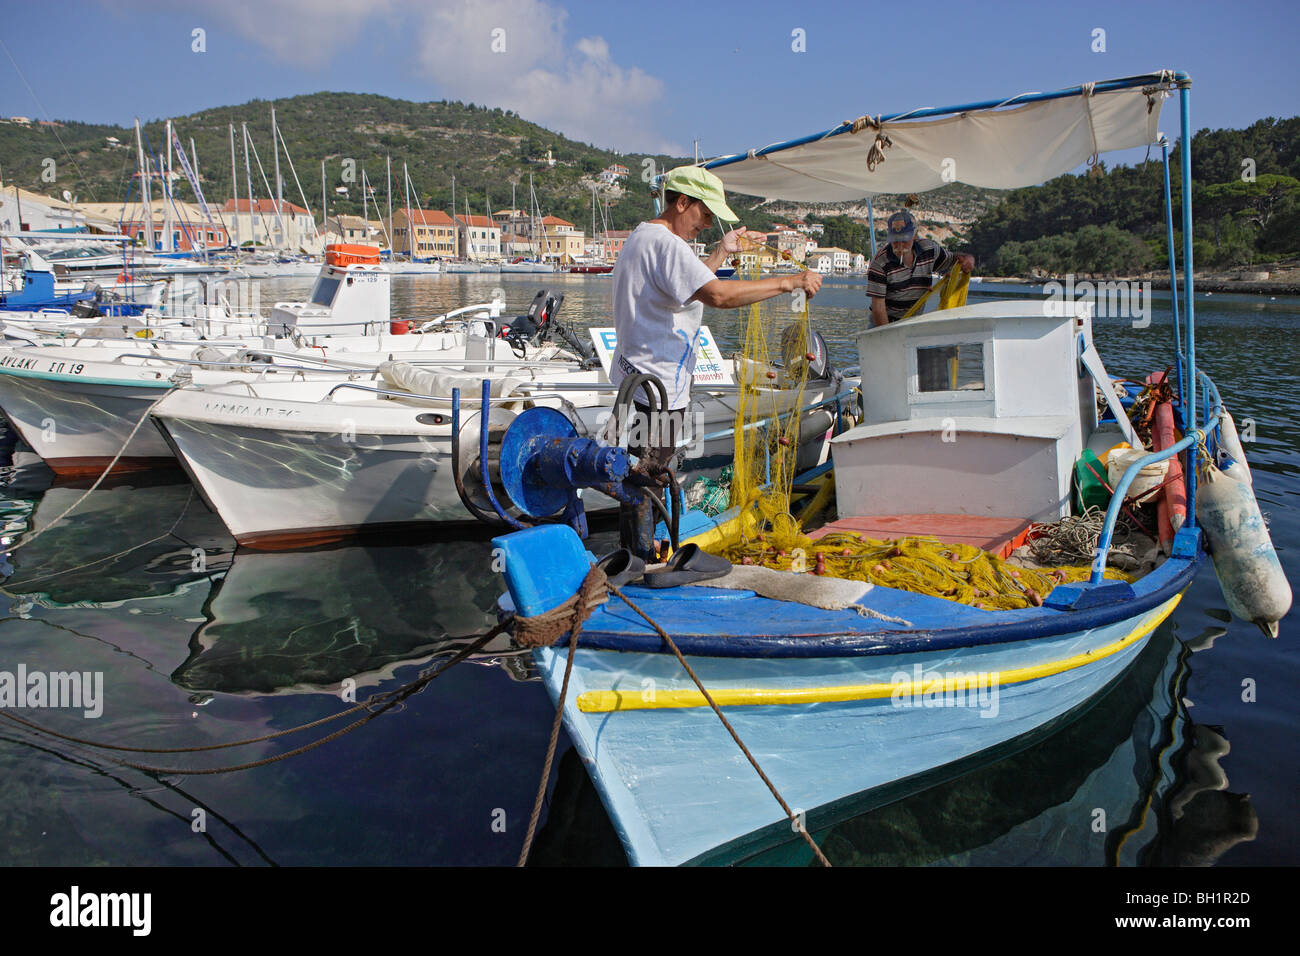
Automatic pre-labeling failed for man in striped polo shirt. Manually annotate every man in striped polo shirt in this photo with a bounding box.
[866,210,974,326]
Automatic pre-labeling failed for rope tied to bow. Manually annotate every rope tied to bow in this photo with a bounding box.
[512,564,609,648]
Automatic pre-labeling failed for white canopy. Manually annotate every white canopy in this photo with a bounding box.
[709,81,1170,201]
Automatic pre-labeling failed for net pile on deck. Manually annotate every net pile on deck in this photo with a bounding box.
[712,531,1133,611]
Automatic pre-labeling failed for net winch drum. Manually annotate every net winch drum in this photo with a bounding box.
[452,405,519,512]
[498,406,631,520]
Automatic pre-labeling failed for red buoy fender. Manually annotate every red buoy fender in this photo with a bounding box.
[1151,400,1187,550]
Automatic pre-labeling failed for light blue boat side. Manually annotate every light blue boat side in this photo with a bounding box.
[529,573,1189,866]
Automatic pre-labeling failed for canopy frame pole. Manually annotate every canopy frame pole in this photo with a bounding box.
[866,196,877,257]
[1178,81,1198,529]
[1161,138,1183,398]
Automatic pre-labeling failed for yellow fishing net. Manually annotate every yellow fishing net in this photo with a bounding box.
[727,244,810,548]
[715,531,1134,611]
[901,265,970,318]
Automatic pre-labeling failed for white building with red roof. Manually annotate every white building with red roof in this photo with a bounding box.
[454,213,501,259]
[221,198,321,253]
[387,208,458,258]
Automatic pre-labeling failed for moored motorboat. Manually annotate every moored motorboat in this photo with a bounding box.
[0,244,515,477]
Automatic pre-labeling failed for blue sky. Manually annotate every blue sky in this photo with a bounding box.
[2,0,1297,165]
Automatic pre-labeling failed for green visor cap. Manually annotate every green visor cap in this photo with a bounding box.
[663,165,739,223]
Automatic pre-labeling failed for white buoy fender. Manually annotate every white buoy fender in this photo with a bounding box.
[1196,463,1291,637]
[1218,410,1253,485]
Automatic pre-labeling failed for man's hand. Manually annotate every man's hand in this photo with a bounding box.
[784,270,823,297]
[719,227,755,254]
[956,253,975,273]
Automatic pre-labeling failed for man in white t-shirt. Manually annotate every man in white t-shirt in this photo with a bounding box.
[611,165,823,464]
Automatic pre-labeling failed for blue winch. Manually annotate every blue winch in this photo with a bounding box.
[451,378,677,559]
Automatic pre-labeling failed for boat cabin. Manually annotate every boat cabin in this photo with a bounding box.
[829,300,1133,553]
[267,257,390,337]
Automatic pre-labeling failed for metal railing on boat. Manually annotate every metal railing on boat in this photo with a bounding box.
[1089,371,1224,584]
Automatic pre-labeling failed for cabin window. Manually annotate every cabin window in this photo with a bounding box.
[309,277,340,307]
[915,343,986,393]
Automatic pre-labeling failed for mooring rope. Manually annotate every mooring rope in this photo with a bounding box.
[605,580,833,867]
[517,563,609,866]
[5,389,176,554]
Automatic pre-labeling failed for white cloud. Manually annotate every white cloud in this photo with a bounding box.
[412,0,681,154]
[100,0,401,69]
[101,0,681,153]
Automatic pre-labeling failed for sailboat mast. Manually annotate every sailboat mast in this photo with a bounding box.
[403,161,412,257]
[321,159,327,233]
[272,106,284,250]
[242,123,257,250]
[135,119,153,250]
[464,195,473,260]
[386,155,393,249]
[190,135,209,262]
[164,119,174,252]
[229,124,239,248]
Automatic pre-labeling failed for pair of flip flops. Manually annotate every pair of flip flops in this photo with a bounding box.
[594,544,732,589]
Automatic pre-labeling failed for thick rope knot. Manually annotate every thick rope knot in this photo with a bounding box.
[867,130,892,172]
[512,564,609,648]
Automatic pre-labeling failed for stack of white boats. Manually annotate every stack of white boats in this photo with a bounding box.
[0,245,854,549]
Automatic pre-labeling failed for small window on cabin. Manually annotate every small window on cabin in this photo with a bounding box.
[916,344,985,393]
[310,277,340,307]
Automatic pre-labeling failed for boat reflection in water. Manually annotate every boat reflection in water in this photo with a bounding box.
[532,616,1258,867]
[173,538,511,697]
[1,474,232,608]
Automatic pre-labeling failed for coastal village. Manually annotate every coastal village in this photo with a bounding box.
[0,156,865,273]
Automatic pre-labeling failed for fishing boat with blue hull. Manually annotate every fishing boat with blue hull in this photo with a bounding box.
[484,70,1290,866]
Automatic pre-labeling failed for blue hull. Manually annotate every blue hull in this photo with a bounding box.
[527,536,1202,866]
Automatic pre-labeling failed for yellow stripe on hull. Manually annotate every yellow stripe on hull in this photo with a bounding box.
[575,593,1183,713]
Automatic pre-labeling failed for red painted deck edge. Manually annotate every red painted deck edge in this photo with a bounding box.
[810,514,1033,559]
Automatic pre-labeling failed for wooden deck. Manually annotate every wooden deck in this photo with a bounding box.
[809,514,1033,559]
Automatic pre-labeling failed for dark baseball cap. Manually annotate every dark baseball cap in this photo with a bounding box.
[886,210,916,242]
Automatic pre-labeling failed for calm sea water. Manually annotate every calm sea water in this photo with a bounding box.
[0,274,1294,866]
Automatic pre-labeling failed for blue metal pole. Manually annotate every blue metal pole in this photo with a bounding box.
[1161,140,1183,397]
[866,196,877,257]
[1178,83,1198,528]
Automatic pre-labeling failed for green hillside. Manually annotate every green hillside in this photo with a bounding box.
[0,91,689,232]
[964,116,1300,273]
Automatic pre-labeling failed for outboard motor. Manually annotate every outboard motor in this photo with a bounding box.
[70,299,103,319]
[499,289,565,346]
[780,324,833,380]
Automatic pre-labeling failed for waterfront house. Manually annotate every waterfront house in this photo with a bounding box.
[603,229,632,260]
[78,200,228,252]
[454,214,502,259]
[388,208,458,259]
[221,198,321,253]
[539,215,585,263]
